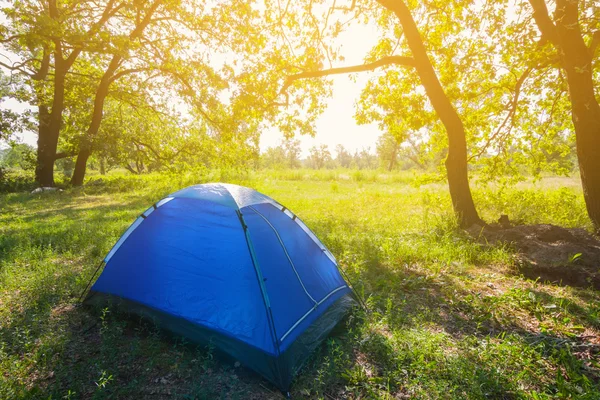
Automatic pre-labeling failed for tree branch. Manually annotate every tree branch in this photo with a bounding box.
[129,0,164,40]
[527,0,560,46]
[0,34,25,44]
[281,55,416,94]
[333,0,356,11]
[469,67,532,162]
[54,150,77,160]
[131,138,164,161]
[108,68,148,84]
[0,60,33,77]
[31,45,50,81]
[123,163,138,174]
[64,0,124,68]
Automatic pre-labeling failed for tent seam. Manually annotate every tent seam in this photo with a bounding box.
[236,209,285,388]
[247,205,318,305]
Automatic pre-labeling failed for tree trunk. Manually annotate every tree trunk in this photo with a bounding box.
[35,61,67,186]
[528,0,600,232]
[71,147,91,186]
[100,157,106,175]
[574,102,600,233]
[388,142,399,171]
[35,105,56,186]
[377,0,482,227]
[554,0,600,232]
[70,72,113,186]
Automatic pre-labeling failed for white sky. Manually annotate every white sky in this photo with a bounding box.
[261,72,381,157]
[2,12,384,157]
[262,21,383,157]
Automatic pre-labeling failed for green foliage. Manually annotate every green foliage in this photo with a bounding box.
[260,138,301,169]
[0,167,36,193]
[307,144,333,169]
[0,143,36,170]
[1,171,599,399]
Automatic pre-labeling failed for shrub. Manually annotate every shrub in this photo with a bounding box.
[0,167,36,193]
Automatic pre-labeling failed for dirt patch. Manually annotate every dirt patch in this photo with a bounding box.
[467,223,600,289]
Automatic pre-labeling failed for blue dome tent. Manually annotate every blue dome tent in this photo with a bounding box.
[84,183,355,391]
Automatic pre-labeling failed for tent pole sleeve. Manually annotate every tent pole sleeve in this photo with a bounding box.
[236,210,276,325]
[237,209,286,387]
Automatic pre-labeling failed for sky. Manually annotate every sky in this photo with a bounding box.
[260,21,384,157]
[1,9,384,157]
[260,73,381,158]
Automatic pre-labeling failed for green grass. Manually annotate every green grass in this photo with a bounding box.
[1,170,598,399]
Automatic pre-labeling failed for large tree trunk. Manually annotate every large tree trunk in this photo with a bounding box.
[529,0,600,232]
[35,105,55,186]
[377,0,482,227]
[573,101,600,233]
[35,66,66,187]
[71,147,91,186]
[70,69,113,186]
[555,1,600,232]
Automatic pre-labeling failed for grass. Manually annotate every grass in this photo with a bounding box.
[0,170,598,399]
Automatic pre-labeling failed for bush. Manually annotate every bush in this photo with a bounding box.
[0,167,36,193]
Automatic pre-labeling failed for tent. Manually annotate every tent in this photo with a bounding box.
[84,183,355,391]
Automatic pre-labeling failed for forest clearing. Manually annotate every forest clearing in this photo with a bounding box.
[1,171,599,399]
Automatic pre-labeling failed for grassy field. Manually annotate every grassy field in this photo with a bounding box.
[1,170,599,399]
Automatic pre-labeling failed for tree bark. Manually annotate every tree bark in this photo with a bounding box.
[35,105,55,186]
[35,60,68,186]
[71,54,119,186]
[529,0,600,232]
[71,147,91,185]
[377,0,482,227]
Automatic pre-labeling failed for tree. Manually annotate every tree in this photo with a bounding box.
[335,144,353,168]
[90,98,216,174]
[523,0,600,231]
[278,0,484,226]
[0,71,31,142]
[69,0,165,185]
[376,132,400,171]
[1,0,123,186]
[308,144,332,169]
[283,138,302,168]
[3,0,315,186]
[261,145,287,169]
[353,147,378,170]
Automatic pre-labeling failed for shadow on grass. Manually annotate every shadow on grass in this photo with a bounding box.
[0,192,152,264]
[329,231,600,398]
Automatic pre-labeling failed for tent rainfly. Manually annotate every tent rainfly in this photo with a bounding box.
[84,183,355,392]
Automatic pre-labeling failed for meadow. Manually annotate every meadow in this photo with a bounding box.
[0,170,599,399]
